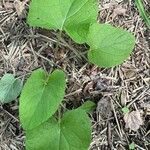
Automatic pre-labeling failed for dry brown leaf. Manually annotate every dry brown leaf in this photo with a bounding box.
[114,6,126,16]
[112,6,127,19]
[96,96,112,120]
[123,69,137,79]
[124,110,143,131]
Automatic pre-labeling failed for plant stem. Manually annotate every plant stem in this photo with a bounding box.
[55,30,62,52]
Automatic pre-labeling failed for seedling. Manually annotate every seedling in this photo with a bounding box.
[18,1,137,149]
[19,69,95,150]
[129,142,135,150]
[27,0,135,67]
[122,106,129,114]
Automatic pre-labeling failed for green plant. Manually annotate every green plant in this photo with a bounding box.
[129,142,135,150]
[135,0,150,29]
[0,74,22,103]
[27,0,98,44]
[25,109,92,150]
[19,69,95,150]
[27,0,135,67]
[121,106,129,114]
[18,1,137,149]
[19,69,66,130]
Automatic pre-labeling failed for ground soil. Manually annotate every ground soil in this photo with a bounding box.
[0,0,150,150]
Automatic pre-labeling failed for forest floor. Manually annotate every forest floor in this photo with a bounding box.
[0,0,150,150]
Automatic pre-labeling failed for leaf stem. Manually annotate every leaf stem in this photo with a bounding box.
[55,30,63,51]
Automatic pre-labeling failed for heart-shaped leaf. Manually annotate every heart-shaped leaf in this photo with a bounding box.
[27,0,98,44]
[26,109,91,150]
[87,23,135,67]
[19,69,66,130]
[0,74,22,104]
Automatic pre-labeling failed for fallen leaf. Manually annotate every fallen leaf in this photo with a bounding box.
[112,6,126,19]
[114,6,126,15]
[124,110,143,131]
[122,67,137,79]
[96,96,112,120]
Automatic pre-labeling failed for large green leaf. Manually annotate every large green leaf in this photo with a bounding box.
[19,69,66,130]
[26,109,92,150]
[87,23,135,67]
[27,0,98,44]
[0,74,22,104]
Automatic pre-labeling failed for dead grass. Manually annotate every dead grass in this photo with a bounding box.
[0,0,150,150]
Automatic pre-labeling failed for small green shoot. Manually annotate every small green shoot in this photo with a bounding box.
[129,142,135,150]
[122,106,130,114]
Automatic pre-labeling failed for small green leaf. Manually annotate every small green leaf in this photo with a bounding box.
[129,142,135,150]
[19,69,66,130]
[26,109,92,150]
[135,0,150,29]
[87,23,135,67]
[0,74,22,104]
[78,100,96,113]
[122,107,129,114]
[27,0,98,44]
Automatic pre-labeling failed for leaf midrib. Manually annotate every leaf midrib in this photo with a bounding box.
[57,116,87,150]
[27,76,50,129]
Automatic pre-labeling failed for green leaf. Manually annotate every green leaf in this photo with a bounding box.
[87,23,135,67]
[26,109,91,150]
[78,100,96,113]
[0,74,22,104]
[19,69,66,130]
[129,142,135,150]
[27,0,98,44]
[135,0,150,29]
[122,107,129,114]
